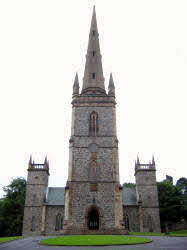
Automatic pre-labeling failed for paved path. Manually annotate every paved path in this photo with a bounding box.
[0,236,187,250]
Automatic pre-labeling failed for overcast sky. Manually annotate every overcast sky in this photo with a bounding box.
[0,0,187,197]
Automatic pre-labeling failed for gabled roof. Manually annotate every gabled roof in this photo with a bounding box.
[45,186,137,206]
[46,187,65,206]
[122,187,137,206]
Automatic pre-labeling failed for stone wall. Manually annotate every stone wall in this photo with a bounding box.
[67,182,116,230]
[22,168,49,236]
[123,206,140,232]
[142,207,161,232]
[45,206,65,235]
[22,207,43,236]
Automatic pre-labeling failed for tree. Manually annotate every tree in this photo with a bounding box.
[157,181,184,229]
[123,183,136,188]
[0,177,26,236]
[176,177,187,190]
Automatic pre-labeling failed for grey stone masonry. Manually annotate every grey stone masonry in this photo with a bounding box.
[135,158,161,232]
[22,159,49,236]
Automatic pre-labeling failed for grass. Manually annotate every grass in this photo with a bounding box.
[40,235,151,246]
[0,236,22,244]
[169,230,187,237]
[129,232,166,236]
[129,230,187,237]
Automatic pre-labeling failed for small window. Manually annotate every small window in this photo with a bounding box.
[92,73,96,79]
[31,216,35,231]
[92,51,96,56]
[124,214,130,230]
[89,111,99,136]
[92,30,96,36]
[55,214,63,231]
[61,217,63,230]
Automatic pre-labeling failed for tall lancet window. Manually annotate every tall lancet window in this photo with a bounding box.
[89,111,99,136]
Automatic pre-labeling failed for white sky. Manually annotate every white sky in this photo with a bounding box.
[0,0,187,197]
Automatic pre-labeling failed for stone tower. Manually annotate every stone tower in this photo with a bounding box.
[135,156,161,232]
[22,156,49,235]
[64,7,125,234]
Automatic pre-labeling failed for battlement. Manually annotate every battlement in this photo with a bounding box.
[28,156,49,174]
[135,156,155,174]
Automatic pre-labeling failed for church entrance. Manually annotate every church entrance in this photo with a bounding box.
[87,208,99,230]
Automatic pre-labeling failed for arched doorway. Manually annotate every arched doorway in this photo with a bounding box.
[87,208,99,230]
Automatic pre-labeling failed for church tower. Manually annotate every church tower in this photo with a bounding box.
[64,7,125,234]
[135,157,161,232]
[22,157,49,235]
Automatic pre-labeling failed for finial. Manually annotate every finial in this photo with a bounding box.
[137,155,140,165]
[73,72,79,96]
[44,156,48,164]
[28,155,32,167]
[152,155,155,165]
[108,73,115,96]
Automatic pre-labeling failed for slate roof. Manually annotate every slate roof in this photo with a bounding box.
[122,187,137,206]
[45,186,137,206]
[46,187,65,206]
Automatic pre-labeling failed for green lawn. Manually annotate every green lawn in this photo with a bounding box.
[129,230,187,237]
[0,236,22,244]
[40,235,151,246]
[129,232,166,236]
[170,230,187,237]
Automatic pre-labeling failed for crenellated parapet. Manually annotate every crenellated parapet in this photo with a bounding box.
[28,155,49,175]
[135,156,155,174]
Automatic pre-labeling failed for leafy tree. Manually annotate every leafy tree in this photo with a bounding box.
[123,183,136,188]
[176,177,187,190]
[157,181,184,228]
[0,177,26,236]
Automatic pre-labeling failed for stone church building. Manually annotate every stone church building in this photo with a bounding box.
[22,7,161,236]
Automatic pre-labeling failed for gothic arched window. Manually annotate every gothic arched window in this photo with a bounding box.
[31,216,35,231]
[55,214,63,231]
[89,112,99,136]
[124,214,130,231]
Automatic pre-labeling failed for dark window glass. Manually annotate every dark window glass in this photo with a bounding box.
[124,214,130,230]
[55,214,62,231]
[92,30,96,36]
[92,73,96,79]
[92,51,96,56]
[89,111,99,136]
[31,216,35,231]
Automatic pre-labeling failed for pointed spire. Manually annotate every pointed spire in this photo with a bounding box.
[137,155,140,165]
[44,156,48,164]
[44,156,49,169]
[108,73,115,96]
[28,155,32,167]
[152,155,155,166]
[81,6,105,94]
[73,72,79,96]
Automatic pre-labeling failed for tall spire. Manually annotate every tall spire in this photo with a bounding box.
[81,6,105,94]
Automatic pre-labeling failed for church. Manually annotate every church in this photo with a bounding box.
[22,7,161,236]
